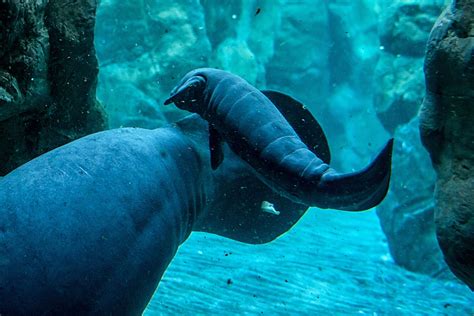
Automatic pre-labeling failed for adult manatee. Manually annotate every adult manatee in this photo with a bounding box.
[0,69,392,314]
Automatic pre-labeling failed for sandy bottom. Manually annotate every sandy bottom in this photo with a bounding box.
[145,209,473,315]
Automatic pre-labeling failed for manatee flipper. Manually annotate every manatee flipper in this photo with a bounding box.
[261,90,331,164]
[209,125,224,170]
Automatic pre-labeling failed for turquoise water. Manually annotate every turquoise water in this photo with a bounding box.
[93,0,473,314]
[147,210,473,315]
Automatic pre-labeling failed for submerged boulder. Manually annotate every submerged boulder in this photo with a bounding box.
[202,0,278,87]
[0,0,106,175]
[374,2,443,134]
[379,3,442,57]
[95,0,211,128]
[419,0,474,289]
[265,0,330,110]
[0,0,49,120]
[376,118,453,278]
[373,55,426,134]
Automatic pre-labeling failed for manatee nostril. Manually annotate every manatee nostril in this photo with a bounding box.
[165,75,206,109]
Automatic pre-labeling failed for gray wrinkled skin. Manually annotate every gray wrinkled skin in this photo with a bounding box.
[0,115,308,314]
[166,68,393,212]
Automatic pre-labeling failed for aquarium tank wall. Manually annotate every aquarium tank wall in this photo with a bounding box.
[0,0,472,314]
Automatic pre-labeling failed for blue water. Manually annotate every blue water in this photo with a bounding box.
[146,210,473,315]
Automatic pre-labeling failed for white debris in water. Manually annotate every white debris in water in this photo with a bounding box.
[380,253,393,263]
[261,201,280,215]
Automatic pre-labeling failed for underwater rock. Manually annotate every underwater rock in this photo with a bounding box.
[326,2,356,88]
[419,0,474,289]
[200,0,278,66]
[245,1,280,68]
[326,0,380,92]
[0,0,49,173]
[202,0,279,87]
[374,3,443,133]
[95,0,211,128]
[200,0,242,49]
[101,80,166,129]
[0,0,106,175]
[265,0,330,110]
[210,38,263,86]
[0,0,49,120]
[376,118,454,278]
[373,55,426,134]
[42,0,107,143]
[379,3,442,57]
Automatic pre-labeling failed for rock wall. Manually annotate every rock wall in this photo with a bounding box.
[376,118,452,277]
[373,1,454,278]
[374,2,443,134]
[95,0,211,128]
[419,0,474,289]
[0,0,106,175]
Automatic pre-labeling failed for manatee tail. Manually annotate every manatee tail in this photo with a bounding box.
[311,139,393,211]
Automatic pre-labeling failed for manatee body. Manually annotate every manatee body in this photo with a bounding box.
[0,116,309,314]
[165,68,393,211]
[0,127,204,314]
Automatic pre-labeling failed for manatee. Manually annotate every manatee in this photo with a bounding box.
[165,68,393,211]
[0,115,313,314]
[0,68,392,314]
